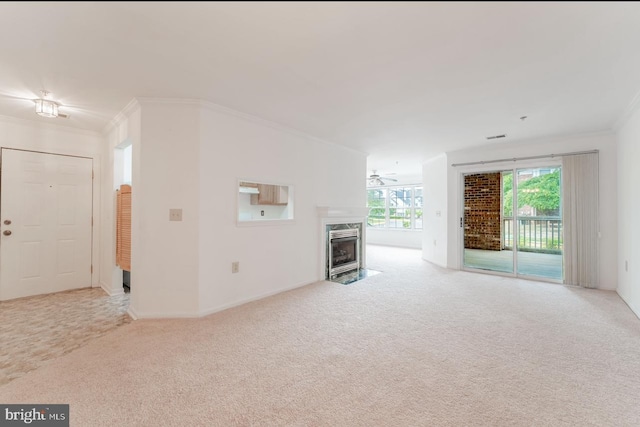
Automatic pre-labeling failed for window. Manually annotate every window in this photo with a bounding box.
[389,187,412,229]
[367,188,386,228]
[414,187,423,229]
[367,185,423,230]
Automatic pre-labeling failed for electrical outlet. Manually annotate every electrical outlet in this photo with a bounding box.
[625,260,628,272]
[232,261,239,274]
[433,240,437,246]
[169,209,182,221]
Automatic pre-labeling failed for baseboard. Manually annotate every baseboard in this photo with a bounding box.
[127,305,139,320]
[127,280,317,319]
[421,257,447,269]
[368,242,422,250]
[199,279,316,318]
[100,281,125,297]
[127,308,202,319]
[617,290,640,320]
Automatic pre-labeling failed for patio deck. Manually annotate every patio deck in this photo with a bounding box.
[464,248,562,280]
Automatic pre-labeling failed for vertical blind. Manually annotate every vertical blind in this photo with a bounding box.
[562,153,599,288]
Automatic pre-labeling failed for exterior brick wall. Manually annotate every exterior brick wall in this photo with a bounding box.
[464,172,502,251]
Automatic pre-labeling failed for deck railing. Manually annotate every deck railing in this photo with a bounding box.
[502,216,562,253]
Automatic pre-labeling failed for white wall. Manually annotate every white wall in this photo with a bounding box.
[132,101,201,317]
[421,154,448,267]
[422,132,617,289]
[238,192,289,221]
[101,102,140,297]
[0,115,103,287]
[101,99,365,318]
[198,104,366,315]
[367,229,422,249]
[616,105,640,317]
[103,99,203,318]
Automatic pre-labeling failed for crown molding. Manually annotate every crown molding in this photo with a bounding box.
[203,100,369,157]
[101,98,141,135]
[613,88,640,131]
[512,129,614,146]
[423,152,448,165]
[447,128,614,160]
[0,113,101,137]
[132,97,368,157]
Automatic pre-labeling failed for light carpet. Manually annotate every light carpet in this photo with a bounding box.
[1,245,639,426]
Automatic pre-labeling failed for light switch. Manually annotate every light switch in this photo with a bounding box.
[169,209,182,221]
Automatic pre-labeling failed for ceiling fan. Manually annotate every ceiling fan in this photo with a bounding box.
[368,170,397,186]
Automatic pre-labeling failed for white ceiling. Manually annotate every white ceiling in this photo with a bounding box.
[1,2,640,176]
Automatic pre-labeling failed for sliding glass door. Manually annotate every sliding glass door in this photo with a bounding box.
[515,168,563,279]
[463,166,563,281]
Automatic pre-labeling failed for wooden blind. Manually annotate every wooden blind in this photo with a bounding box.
[116,184,132,271]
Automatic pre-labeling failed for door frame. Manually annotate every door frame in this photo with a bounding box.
[457,158,563,283]
[0,147,96,293]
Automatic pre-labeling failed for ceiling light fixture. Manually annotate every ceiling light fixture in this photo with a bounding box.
[34,91,59,118]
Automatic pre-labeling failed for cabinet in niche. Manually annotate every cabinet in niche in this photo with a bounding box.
[250,184,288,206]
[238,180,294,223]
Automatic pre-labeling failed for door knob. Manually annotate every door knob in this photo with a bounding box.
[3,230,11,236]
[3,220,10,225]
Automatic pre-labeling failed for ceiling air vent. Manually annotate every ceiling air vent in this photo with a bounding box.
[486,134,506,140]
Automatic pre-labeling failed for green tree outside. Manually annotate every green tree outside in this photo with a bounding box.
[367,189,386,227]
[503,172,513,217]
[503,169,561,216]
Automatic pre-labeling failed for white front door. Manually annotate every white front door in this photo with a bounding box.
[0,149,93,301]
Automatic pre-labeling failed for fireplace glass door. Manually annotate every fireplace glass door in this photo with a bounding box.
[328,228,360,278]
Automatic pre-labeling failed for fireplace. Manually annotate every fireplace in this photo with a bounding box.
[328,228,360,279]
[317,207,368,281]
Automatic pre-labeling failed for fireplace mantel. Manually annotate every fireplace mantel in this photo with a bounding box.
[316,206,370,219]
